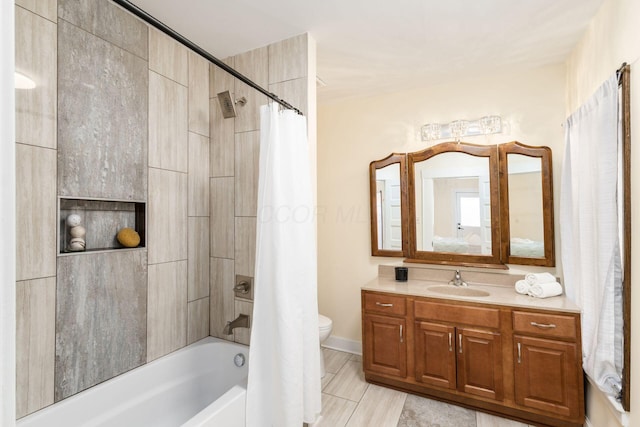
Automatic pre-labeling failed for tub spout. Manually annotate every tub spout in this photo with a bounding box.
[223,314,250,335]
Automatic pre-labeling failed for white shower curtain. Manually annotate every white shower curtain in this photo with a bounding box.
[560,74,623,398]
[245,104,322,426]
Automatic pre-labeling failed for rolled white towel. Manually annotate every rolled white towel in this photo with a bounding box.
[527,282,563,298]
[524,272,557,286]
[515,280,531,295]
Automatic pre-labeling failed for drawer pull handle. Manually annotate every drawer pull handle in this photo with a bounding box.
[530,321,557,329]
[375,302,393,307]
[400,324,403,343]
[458,333,463,353]
[448,332,452,352]
[517,342,522,363]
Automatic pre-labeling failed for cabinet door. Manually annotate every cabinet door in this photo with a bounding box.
[457,328,503,401]
[363,313,407,378]
[514,335,580,418]
[414,321,456,389]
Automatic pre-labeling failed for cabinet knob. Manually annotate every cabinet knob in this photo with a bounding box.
[399,324,403,343]
[459,333,463,353]
[375,302,393,307]
[448,332,453,352]
[530,321,556,329]
[517,342,522,363]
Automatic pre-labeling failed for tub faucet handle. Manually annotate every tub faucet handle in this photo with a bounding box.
[234,281,250,294]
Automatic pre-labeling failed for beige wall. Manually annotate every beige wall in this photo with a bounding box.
[318,64,566,343]
[565,0,640,424]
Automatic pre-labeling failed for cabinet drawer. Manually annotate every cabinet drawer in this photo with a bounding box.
[363,292,406,316]
[414,300,500,329]
[513,311,577,340]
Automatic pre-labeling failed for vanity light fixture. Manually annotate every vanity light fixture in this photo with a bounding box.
[421,115,502,141]
[15,71,36,89]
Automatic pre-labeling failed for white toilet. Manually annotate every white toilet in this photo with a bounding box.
[318,314,333,377]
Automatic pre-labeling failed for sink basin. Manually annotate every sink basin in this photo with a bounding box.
[427,285,490,297]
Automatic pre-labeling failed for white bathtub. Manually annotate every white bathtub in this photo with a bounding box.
[17,337,249,427]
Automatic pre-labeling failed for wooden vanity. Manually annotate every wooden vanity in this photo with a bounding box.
[361,278,584,427]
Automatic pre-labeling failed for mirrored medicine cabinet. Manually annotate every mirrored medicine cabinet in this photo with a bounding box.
[369,141,554,268]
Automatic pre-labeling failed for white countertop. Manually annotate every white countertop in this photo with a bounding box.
[362,277,581,313]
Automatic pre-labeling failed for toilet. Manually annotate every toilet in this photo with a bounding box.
[318,314,333,377]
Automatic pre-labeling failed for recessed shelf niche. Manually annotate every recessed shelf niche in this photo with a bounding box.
[58,197,146,255]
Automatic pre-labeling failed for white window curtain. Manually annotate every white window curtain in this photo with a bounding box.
[245,104,322,426]
[560,74,623,398]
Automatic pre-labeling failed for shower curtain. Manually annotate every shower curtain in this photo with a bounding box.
[560,74,623,398]
[246,104,322,426]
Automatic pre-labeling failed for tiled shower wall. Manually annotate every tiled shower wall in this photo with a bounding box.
[15,0,314,419]
[208,34,316,345]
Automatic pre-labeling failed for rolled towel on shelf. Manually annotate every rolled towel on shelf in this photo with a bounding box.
[527,282,563,299]
[515,280,531,295]
[524,272,557,285]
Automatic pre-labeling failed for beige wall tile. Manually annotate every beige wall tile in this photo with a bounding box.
[235,131,260,217]
[15,7,57,149]
[269,77,309,117]
[188,217,210,301]
[210,257,235,339]
[16,277,56,418]
[345,384,406,427]
[233,299,253,345]
[147,260,188,361]
[210,178,234,258]
[15,0,57,22]
[148,168,188,264]
[149,71,188,172]
[269,33,308,84]
[16,144,56,281]
[188,51,210,137]
[210,57,235,98]
[187,297,210,344]
[234,217,256,277]
[234,46,268,132]
[148,28,188,85]
[210,97,235,177]
[188,132,210,216]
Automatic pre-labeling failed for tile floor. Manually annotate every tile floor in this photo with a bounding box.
[312,348,537,427]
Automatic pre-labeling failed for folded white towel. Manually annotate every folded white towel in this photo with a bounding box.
[524,272,557,285]
[527,282,563,298]
[515,280,531,295]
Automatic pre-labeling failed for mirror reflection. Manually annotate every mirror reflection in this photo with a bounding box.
[413,152,492,255]
[507,154,544,258]
[375,163,402,251]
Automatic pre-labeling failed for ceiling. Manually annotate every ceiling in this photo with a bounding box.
[128,0,605,104]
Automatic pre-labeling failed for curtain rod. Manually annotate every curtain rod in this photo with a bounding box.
[617,62,629,85]
[111,0,303,115]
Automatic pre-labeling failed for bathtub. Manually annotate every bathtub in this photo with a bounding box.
[17,337,249,427]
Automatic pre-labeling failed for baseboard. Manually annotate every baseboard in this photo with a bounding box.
[322,335,362,355]
[584,417,592,427]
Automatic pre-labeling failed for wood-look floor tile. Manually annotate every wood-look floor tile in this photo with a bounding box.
[349,354,363,363]
[321,372,335,391]
[323,348,351,374]
[323,360,368,402]
[345,384,406,427]
[310,393,357,427]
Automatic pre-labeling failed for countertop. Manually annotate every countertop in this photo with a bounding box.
[362,277,581,313]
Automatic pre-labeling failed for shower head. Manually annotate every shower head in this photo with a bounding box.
[217,91,246,119]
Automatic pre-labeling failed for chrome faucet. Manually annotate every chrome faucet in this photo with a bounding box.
[223,314,250,335]
[449,269,468,287]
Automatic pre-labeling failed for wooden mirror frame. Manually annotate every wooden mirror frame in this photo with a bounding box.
[406,142,503,268]
[499,141,555,266]
[369,153,409,256]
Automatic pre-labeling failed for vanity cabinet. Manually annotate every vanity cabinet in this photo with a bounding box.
[362,290,584,427]
[362,292,407,378]
[513,311,581,419]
